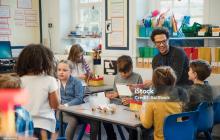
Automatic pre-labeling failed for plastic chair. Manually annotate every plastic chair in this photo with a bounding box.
[163,111,198,140]
[213,102,220,124]
[213,95,220,124]
[196,102,214,140]
[56,137,66,140]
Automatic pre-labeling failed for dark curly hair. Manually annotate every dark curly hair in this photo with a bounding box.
[151,27,169,42]
[16,44,55,76]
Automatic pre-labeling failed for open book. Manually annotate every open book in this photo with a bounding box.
[116,84,133,96]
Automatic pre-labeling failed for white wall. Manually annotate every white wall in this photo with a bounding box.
[41,0,72,54]
[205,0,220,25]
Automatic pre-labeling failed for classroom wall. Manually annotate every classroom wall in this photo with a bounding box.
[41,0,220,85]
[41,0,72,53]
[206,0,220,25]
[0,0,40,46]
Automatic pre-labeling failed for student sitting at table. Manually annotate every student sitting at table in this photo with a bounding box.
[56,60,84,140]
[140,66,184,140]
[67,44,92,87]
[105,55,143,140]
[184,59,213,111]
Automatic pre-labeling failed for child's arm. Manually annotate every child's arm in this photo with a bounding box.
[48,90,60,109]
[121,96,131,106]
[82,57,92,75]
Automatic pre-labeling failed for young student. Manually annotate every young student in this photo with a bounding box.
[106,55,143,101]
[67,44,92,85]
[105,55,143,140]
[140,66,183,140]
[184,59,213,111]
[0,74,34,137]
[56,60,84,140]
[15,44,60,140]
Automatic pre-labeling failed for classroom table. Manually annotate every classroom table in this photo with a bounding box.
[85,85,113,95]
[59,103,143,140]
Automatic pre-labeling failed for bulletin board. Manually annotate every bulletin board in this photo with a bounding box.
[0,0,42,46]
[105,0,129,50]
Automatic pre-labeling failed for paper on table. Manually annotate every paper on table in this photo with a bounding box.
[97,92,106,99]
[116,84,132,96]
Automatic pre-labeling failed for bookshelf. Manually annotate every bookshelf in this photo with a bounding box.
[136,37,220,40]
[135,36,220,74]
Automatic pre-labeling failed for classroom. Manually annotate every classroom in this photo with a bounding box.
[0,0,220,140]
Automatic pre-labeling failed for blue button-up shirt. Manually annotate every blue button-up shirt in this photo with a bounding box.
[60,76,84,106]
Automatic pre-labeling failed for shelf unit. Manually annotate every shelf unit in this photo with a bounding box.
[136,36,220,40]
[135,36,220,69]
[63,36,101,40]
[63,36,102,52]
[136,36,220,50]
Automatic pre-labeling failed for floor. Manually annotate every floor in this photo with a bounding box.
[71,124,220,140]
[73,124,128,140]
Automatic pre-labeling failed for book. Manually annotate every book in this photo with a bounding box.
[116,84,133,96]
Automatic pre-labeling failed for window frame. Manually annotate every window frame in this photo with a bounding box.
[159,0,205,25]
[76,0,102,28]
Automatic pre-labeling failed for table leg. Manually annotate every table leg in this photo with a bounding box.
[98,122,101,140]
[90,120,99,140]
[136,127,142,140]
[59,111,64,137]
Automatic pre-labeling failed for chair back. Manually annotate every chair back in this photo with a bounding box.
[163,111,198,140]
[196,102,214,132]
[213,102,220,124]
[57,137,66,140]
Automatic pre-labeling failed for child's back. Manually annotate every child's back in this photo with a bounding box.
[20,74,58,131]
[16,44,59,138]
[186,59,213,111]
[140,66,183,140]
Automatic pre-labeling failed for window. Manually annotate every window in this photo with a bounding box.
[78,0,102,33]
[75,0,102,51]
[160,0,204,25]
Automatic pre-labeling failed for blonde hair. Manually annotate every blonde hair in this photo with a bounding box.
[58,60,74,70]
[152,66,177,89]
[0,74,21,88]
[67,44,84,63]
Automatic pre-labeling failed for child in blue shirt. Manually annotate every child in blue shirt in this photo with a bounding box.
[57,60,84,140]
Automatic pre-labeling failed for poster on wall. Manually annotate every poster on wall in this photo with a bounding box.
[0,5,10,18]
[0,35,9,41]
[105,0,129,50]
[104,60,117,75]
[0,0,41,46]
[105,19,112,33]
[17,0,32,9]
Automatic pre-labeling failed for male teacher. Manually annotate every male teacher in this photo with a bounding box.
[144,27,191,86]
